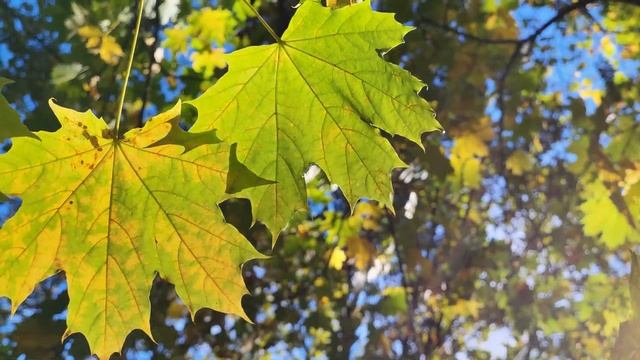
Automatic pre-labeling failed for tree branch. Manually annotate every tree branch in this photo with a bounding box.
[495,0,603,172]
[419,16,520,45]
[387,210,424,355]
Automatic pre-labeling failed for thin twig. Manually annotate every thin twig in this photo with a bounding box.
[419,17,520,45]
[240,0,281,43]
[387,210,425,354]
[495,0,601,172]
[114,0,145,136]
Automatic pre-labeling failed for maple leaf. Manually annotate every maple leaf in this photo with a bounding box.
[189,1,441,237]
[580,179,639,248]
[192,48,227,77]
[163,26,190,53]
[450,133,489,189]
[77,25,125,65]
[0,101,265,359]
[328,247,347,270]
[188,8,235,45]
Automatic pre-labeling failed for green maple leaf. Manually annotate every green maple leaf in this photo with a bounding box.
[0,101,265,359]
[189,0,441,237]
[580,180,639,248]
[0,78,36,143]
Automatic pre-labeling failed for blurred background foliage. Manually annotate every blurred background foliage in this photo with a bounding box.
[1,0,640,358]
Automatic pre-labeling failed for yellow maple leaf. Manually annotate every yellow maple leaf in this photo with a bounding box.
[580,179,638,248]
[346,236,376,270]
[600,36,617,60]
[77,25,103,41]
[0,101,265,359]
[450,133,489,188]
[192,48,227,77]
[353,202,383,231]
[98,35,124,65]
[163,26,190,54]
[576,78,603,107]
[329,248,347,270]
[77,25,124,65]
[188,8,235,45]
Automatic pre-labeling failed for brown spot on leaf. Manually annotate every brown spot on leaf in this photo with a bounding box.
[81,129,100,149]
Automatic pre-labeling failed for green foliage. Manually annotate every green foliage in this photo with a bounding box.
[164,7,239,78]
[1,0,640,359]
[190,1,440,236]
[580,179,640,248]
[0,0,439,358]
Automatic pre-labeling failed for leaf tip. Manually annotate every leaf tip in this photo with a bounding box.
[0,77,15,88]
[9,301,20,317]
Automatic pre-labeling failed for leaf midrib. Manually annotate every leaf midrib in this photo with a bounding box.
[117,144,241,313]
[277,44,390,196]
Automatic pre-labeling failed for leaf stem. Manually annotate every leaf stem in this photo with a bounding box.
[115,0,145,136]
[241,0,281,43]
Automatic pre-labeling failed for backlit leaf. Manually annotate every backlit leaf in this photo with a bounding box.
[163,26,190,53]
[192,48,227,78]
[580,179,639,248]
[328,248,347,270]
[77,25,124,66]
[188,8,235,45]
[450,133,489,189]
[0,101,265,359]
[189,1,440,236]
